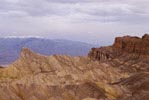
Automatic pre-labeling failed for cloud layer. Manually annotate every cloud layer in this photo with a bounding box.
[0,0,149,44]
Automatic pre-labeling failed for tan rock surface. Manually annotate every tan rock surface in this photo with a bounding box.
[0,34,149,100]
[0,48,125,100]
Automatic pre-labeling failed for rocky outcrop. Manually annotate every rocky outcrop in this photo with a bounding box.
[113,34,149,55]
[88,47,111,61]
[88,46,122,62]
[89,34,149,61]
[88,34,149,73]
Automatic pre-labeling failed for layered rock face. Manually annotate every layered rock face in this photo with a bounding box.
[89,34,149,60]
[0,34,149,100]
[113,34,149,55]
[89,34,149,73]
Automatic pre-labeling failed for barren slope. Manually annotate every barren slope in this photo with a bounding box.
[0,34,149,100]
[0,48,126,100]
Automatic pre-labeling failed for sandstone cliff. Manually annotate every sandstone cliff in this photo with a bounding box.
[113,34,149,55]
[89,34,149,73]
[89,34,149,60]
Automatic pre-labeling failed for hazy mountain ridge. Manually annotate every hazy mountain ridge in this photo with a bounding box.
[0,38,95,65]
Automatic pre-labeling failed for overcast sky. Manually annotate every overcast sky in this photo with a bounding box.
[0,0,149,45]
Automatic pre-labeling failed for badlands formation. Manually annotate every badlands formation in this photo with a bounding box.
[0,34,149,100]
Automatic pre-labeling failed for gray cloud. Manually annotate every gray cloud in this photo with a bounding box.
[0,0,149,44]
[1,0,149,22]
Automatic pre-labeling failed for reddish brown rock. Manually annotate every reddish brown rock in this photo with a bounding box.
[113,34,149,55]
[88,34,149,73]
[89,34,149,61]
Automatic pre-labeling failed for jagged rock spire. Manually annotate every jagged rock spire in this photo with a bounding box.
[20,47,36,59]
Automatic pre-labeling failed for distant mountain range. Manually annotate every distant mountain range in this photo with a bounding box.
[0,38,95,65]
